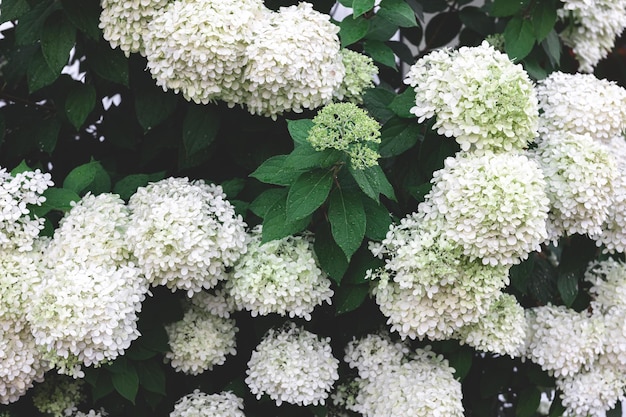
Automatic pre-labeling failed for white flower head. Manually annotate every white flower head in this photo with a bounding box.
[245,323,339,406]
[227,226,333,320]
[127,177,248,296]
[536,72,626,141]
[597,307,626,374]
[343,333,409,380]
[32,374,85,417]
[525,305,605,377]
[532,132,616,241]
[333,49,378,104]
[596,136,626,253]
[423,152,550,266]
[404,41,538,153]
[242,2,345,118]
[585,258,626,312]
[144,0,267,105]
[170,390,245,417]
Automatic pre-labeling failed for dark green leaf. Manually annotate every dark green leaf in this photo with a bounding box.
[607,403,623,417]
[459,6,494,36]
[41,14,75,74]
[363,88,396,123]
[135,88,178,132]
[334,283,370,314]
[0,0,30,23]
[425,12,462,49]
[183,105,220,158]
[328,187,366,259]
[339,14,370,47]
[549,396,566,417]
[113,174,152,201]
[251,155,304,186]
[363,197,391,240]
[39,188,80,214]
[353,0,375,18]
[10,160,31,175]
[504,17,535,61]
[250,188,288,219]
[111,364,139,404]
[373,165,396,201]
[63,160,111,195]
[421,0,448,13]
[262,194,311,243]
[343,247,384,285]
[61,0,100,39]
[510,256,535,295]
[137,361,166,395]
[378,0,417,27]
[27,48,58,93]
[379,118,421,157]
[363,40,397,69]
[65,83,96,130]
[92,372,115,402]
[387,40,415,64]
[287,118,314,146]
[365,15,399,41]
[532,0,557,42]
[284,144,342,170]
[36,117,61,153]
[349,165,380,202]
[125,343,158,361]
[557,271,578,307]
[87,41,129,86]
[448,348,473,380]
[286,169,334,221]
[220,178,245,198]
[388,88,416,118]
[516,387,541,417]
[139,326,169,353]
[490,0,530,17]
[522,54,548,80]
[314,223,349,284]
[15,1,56,45]
[541,29,561,68]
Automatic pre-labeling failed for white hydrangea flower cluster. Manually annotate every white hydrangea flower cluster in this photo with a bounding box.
[245,324,339,406]
[32,374,84,417]
[344,345,464,417]
[596,137,626,252]
[557,364,626,417]
[532,132,616,241]
[0,168,53,252]
[524,305,605,378]
[343,333,409,379]
[227,226,332,320]
[99,0,169,57]
[0,246,44,325]
[535,72,626,142]
[127,177,248,296]
[72,409,108,417]
[144,0,267,106]
[333,49,378,104]
[404,41,539,153]
[423,152,550,266]
[165,294,238,375]
[558,0,626,73]
[454,293,527,357]
[368,213,509,340]
[28,194,149,372]
[170,390,245,417]
[189,288,236,319]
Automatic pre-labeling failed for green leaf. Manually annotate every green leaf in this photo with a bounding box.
[339,14,370,47]
[92,372,115,402]
[516,387,541,417]
[388,88,416,118]
[251,155,304,186]
[114,174,157,201]
[363,197,391,240]
[343,247,384,285]
[287,119,314,146]
[0,0,30,23]
[447,347,473,381]
[41,14,75,74]
[328,187,366,259]
[557,270,578,307]
[61,0,101,39]
[349,165,380,203]
[353,0,375,18]
[284,144,342,170]
[314,223,349,284]
[510,256,535,295]
[363,40,397,69]
[220,178,245,198]
[135,87,178,132]
[334,283,370,314]
[424,12,462,49]
[286,169,334,221]
[504,16,535,61]
[459,6,494,36]
[532,0,557,42]
[63,160,111,195]
[87,41,129,86]
[363,88,396,123]
[541,29,561,68]
[250,188,288,218]
[139,326,169,353]
[10,160,31,175]
[27,48,58,93]
[111,364,139,404]
[125,343,158,361]
[379,118,421,157]
[378,0,417,27]
[373,165,396,201]
[365,15,399,41]
[39,188,80,214]
[136,360,166,395]
[15,0,56,45]
[65,83,96,130]
[262,194,311,243]
[490,0,530,17]
[183,105,220,158]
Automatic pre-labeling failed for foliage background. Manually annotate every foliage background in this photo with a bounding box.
[0,0,625,416]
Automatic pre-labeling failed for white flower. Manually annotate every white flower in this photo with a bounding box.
[558,0,626,73]
[127,177,248,296]
[596,136,626,253]
[0,168,53,252]
[333,49,378,104]
[525,305,605,377]
[227,226,333,320]
[344,333,409,380]
[454,293,527,357]
[170,390,245,417]
[532,132,616,241]
[556,363,626,417]
[585,258,626,311]
[536,72,626,141]
[144,0,267,106]
[422,152,549,266]
[245,323,339,406]
[404,41,538,153]
[32,374,85,417]
[348,347,464,417]
[165,296,238,375]
[597,307,626,374]
[99,0,169,56]
[242,2,345,118]
[71,410,107,417]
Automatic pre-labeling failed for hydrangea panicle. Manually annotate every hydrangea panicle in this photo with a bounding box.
[32,374,85,417]
[333,49,378,104]
[170,390,245,417]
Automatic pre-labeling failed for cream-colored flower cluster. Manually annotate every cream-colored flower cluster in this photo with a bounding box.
[170,390,245,417]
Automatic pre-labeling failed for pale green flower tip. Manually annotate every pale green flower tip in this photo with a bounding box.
[334,49,378,104]
[307,102,381,170]
[32,374,85,417]
[485,33,506,52]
